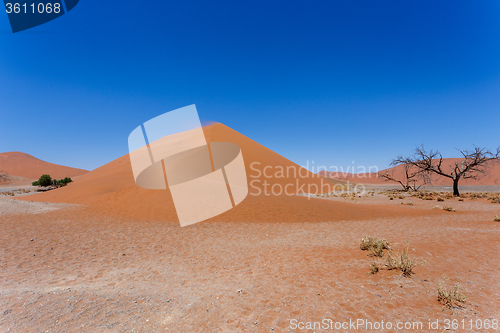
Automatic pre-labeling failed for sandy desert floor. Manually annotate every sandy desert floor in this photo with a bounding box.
[1,192,500,333]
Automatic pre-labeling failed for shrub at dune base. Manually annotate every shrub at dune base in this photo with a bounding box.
[32,175,73,187]
[32,174,52,187]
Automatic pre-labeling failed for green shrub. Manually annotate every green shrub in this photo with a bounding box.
[32,175,73,187]
[53,177,73,187]
[35,174,52,187]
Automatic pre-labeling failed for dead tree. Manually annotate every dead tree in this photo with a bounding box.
[398,146,500,197]
[379,159,427,192]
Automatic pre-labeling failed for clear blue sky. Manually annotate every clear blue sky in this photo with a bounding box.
[1,0,499,172]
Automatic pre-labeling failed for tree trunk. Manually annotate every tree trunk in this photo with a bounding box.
[453,179,460,197]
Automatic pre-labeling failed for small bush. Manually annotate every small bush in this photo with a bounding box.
[385,242,425,277]
[33,174,52,187]
[438,277,466,309]
[32,175,73,188]
[458,198,464,202]
[437,197,444,202]
[494,215,500,222]
[360,236,390,257]
[401,202,414,206]
[56,177,73,187]
[443,206,456,212]
[369,261,380,275]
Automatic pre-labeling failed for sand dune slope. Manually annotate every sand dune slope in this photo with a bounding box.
[0,152,88,182]
[23,123,434,222]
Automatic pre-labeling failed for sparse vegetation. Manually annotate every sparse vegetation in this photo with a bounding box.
[437,277,467,310]
[0,189,32,197]
[494,215,500,222]
[369,261,380,275]
[53,177,73,186]
[32,175,73,187]
[359,236,390,257]
[32,174,52,187]
[385,241,425,277]
[363,240,425,277]
[443,206,456,212]
[401,202,414,206]
[437,197,444,202]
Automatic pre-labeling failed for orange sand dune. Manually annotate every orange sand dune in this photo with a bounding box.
[321,158,500,186]
[23,123,439,222]
[0,151,88,181]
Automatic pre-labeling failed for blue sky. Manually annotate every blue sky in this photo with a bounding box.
[1,0,499,172]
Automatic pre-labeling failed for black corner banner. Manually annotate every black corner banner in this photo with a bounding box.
[3,0,79,33]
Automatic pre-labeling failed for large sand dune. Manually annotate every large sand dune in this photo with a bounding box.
[0,151,88,182]
[23,123,434,222]
[5,124,499,332]
[321,158,500,186]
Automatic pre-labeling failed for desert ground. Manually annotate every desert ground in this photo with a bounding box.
[1,191,500,332]
[1,124,500,332]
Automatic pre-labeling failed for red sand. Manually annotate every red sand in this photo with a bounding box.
[3,124,500,332]
[0,152,88,181]
[321,159,500,186]
[2,193,500,332]
[24,123,434,223]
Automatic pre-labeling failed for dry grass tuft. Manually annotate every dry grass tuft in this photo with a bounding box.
[443,206,456,212]
[369,261,380,275]
[360,236,390,257]
[494,215,500,222]
[385,242,425,277]
[437,277,467,310]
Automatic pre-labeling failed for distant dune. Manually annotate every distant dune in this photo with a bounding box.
[0,152,88,183]
[23,123,431,223]
[320,158,500,186]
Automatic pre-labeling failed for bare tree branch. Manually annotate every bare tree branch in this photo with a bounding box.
[397,145,500,196]
[379,158,428,192]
